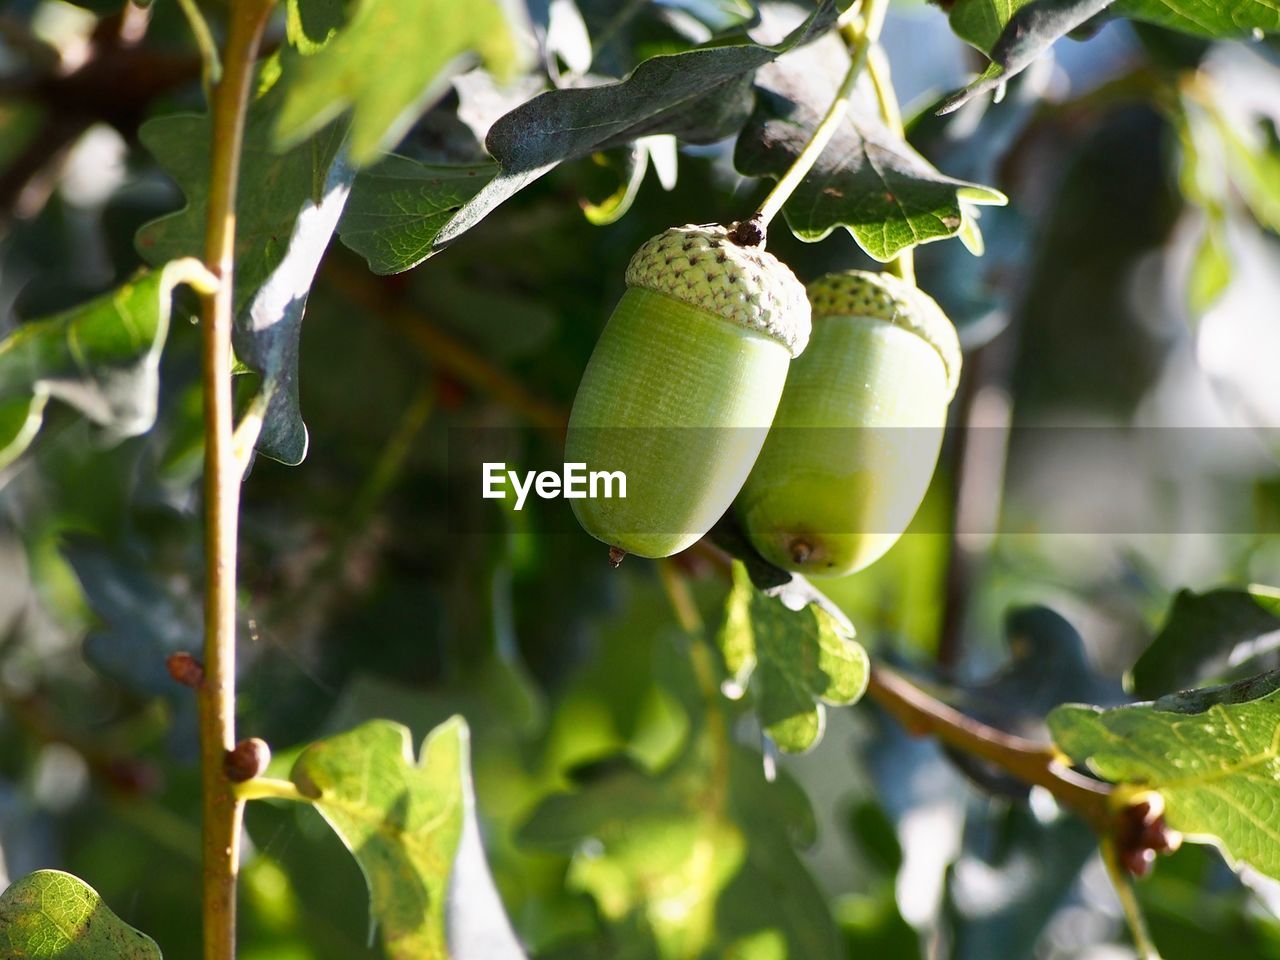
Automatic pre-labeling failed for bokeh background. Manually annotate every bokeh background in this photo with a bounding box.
[1,0,1279,957]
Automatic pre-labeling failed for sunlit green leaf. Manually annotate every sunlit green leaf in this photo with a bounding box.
[581,145,650,227]
[0,395,45,473]
[0,870,162,959]
[716,562,868,753]
[274,0,524,165]
[0,259,214,473]
[1050,671,1280,879]
[289,717,524,960]
[520,741,838,959]
[287,0,346,53]
[1188,220,1232,314]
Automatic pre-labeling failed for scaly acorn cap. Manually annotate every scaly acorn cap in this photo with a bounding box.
[624,223,811,358]
[807,270,962,399]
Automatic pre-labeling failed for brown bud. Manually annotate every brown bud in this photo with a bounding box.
[101,758,162,796]
[608,545,627,568]
[1120,846,1157,878]
[224,737,271,783]
[166,652,204,688]
[1140,814,1183,854]
[1113,793,1182,876]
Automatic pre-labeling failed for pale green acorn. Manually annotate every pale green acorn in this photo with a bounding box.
[565,223,811,561]
[738,270,961,576]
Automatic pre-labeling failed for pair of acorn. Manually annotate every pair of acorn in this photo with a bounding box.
[565,222,960,577]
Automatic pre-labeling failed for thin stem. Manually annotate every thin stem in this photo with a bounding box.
[658,559,703,635]
[865,44,902,135]
[864,41,915,285]
[197,2,274,959]
[657,560,730,813]
[752,0,889,231]
[865,664,1114,832]
[1102,839,1164,960]
[349,384,434,525]
[174,0,222,97]
[235,777,312,804]
[884,255,915,284]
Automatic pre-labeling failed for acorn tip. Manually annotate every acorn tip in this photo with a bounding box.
[788,538,813,564]
[727,215,766,248]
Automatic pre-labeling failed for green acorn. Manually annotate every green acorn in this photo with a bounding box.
[566,223,810,561]
[738,270,961,576]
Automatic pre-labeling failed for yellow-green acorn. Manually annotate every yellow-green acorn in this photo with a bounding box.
[738,270,961,576]
[566,223,811,561]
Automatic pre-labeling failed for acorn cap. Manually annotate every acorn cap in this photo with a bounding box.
[624,224,811,358]
[807,270,961,398]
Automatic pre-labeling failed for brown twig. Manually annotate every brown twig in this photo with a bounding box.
[196,2,274,958]
[322,257,568,435]
[0,9,203,225]
[865,663,1113,831]
[935,337,1015,669]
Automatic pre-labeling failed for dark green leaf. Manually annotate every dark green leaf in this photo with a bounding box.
[0,395,45,473]
[834,803,923,958]
[137,95,353,465]
[945,0,1280,113]
[60,536,202,757]
[338,156,498,275]
[287,0,347,53]
[963,605,1123,728]
[289,717,525,960]
[735,33,1005,259]
[1129,586,1280,699]
[1138,844,1280,960]
[942,0,1117,114]
[274,0,525,165]
[63,537,201,699]
[1050,671,1280,879]
[717,562,868,753]
[430,1,839,255]
[943,806,1095,960]
[0,869,162,959]
[0,260,214,473]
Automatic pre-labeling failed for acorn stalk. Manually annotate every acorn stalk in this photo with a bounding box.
[566,224,810,560]
[738,270,961,576]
